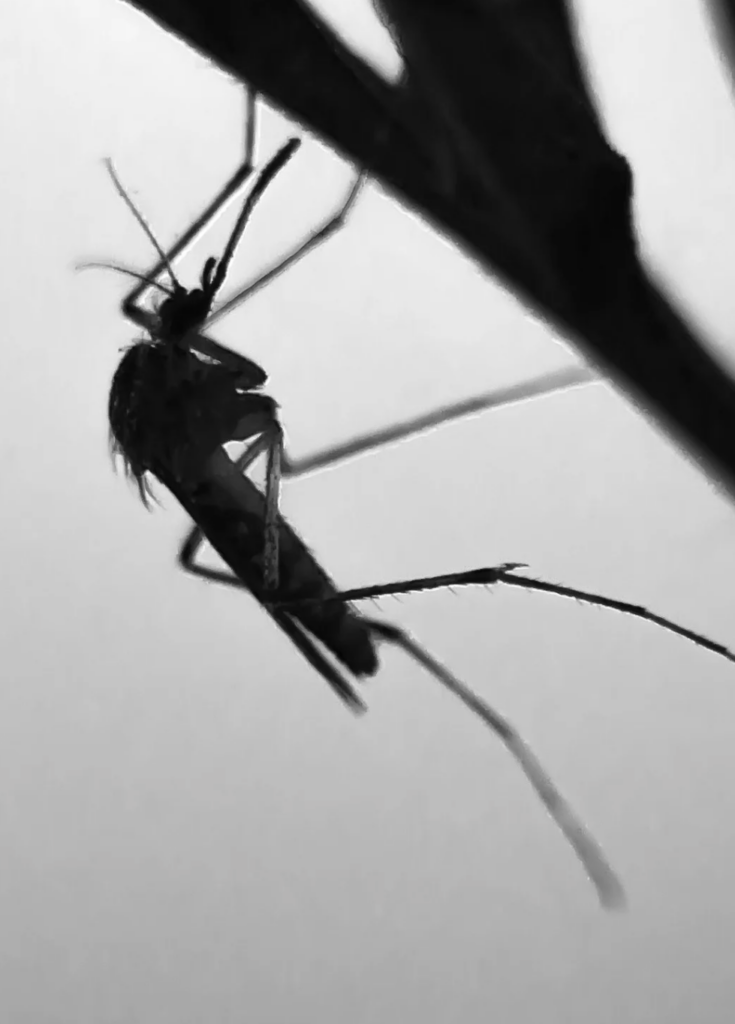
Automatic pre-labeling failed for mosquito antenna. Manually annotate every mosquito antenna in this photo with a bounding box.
[76,261,175,297]
[208,137,302,300]
[104,158,180,289]
[367,620,625,909]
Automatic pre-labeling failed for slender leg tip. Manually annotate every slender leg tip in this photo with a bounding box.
[600,882,627,912]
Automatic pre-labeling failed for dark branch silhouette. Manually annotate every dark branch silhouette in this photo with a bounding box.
[705,0,735,95]
[121,0,735,502]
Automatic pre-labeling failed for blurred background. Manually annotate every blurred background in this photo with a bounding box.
[2,0,735,1020]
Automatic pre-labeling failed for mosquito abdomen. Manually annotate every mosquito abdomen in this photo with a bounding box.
[170,466,380,679]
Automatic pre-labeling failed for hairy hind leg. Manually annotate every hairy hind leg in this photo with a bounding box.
[365,619,623,909]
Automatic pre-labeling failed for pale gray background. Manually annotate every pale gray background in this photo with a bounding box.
[2,1,735,1021]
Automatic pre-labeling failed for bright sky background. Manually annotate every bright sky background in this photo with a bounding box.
[3,1,735,1021]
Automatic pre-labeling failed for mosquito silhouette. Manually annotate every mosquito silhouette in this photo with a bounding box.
[83,92,735,910]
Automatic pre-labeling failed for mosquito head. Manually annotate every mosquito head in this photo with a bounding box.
[156,283,212,340]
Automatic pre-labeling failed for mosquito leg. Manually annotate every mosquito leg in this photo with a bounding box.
[281,366,597,479]
[228,416,285,591]
[366,619,625,909]
[121,85,259,327]
[178,522,250,589]
[206,172,367,327]
[185,332,268,385]
[206,138,303,301]
[263,425,284,591]
[176,521,366,711]
[243,85,257,169]
[285,563,735,669]
[273,611,366,712]
[204,418,285,591]
[222,424,286,591]
[176,479,366,710]
[231,432,273,475]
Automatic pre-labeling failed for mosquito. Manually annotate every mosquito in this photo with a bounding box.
[78,90,631,908]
